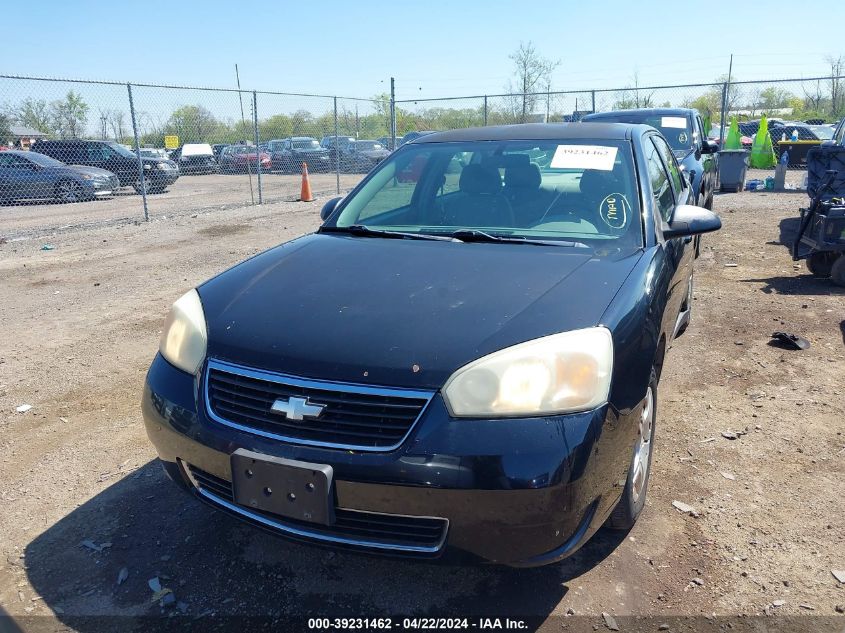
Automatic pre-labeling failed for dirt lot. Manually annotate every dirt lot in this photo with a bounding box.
[0,187,843,631]
[1,171,364,238]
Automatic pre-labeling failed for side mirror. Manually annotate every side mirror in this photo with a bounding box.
[320,196,342,221]
[664,204,721,239]
[700,140,718,154]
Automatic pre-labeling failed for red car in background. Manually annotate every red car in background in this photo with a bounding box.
[219,145,272,173]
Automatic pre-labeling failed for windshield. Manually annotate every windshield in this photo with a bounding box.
[292,139,320,149]
[106,142,137,158]
[328,139,642,250]
[355,141,383,151]
[588,113,694,151]
[809,125,834,140]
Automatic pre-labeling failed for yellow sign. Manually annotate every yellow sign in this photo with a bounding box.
[164,135,179,149]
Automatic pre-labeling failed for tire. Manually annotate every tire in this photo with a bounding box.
[607,369,657,531]
[54,179,85,203]
[806,251,838,278]
[830,255,845,287]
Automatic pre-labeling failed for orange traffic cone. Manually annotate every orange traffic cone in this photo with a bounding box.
[299,162,314,202]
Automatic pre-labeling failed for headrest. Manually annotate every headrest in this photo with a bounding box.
[579,169,617,194]
[505,162,541,190]
[460,164,502,195]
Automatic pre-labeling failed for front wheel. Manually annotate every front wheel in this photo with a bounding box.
[607,370,657,531]
[54,179,85,203]
[806,251,838,277]
[830,255,845,287]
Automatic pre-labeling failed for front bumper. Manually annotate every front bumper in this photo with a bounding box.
[142,353,640,566]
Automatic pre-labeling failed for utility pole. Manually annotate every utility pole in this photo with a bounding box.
[235,63,255,205]
[719,54,734,146]
[389,77,396,150]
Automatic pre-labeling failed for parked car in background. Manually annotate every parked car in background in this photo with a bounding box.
[398,130,437,146]
[32,139,179,194]
[269,137,332,173]
[212,144,228,161]
[320,135,355,169]
[340,139,390,172]
[139,148,169,160]
[143,122,720,566]
[377,135,397,151]
[0,150,119,203]
[707,124,752,149]
[169,143,218,175]
[218,145,272,173]
[824,118,845,147]
[582,108,717,209]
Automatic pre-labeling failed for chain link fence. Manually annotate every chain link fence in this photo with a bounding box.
[2,74,844,237]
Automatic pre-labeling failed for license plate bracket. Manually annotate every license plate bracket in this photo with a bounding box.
[230,449,334,525]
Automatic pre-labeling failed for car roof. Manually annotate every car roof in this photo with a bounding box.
[411,123,637,144]
[583,108,696,119]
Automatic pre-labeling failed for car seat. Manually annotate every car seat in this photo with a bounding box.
[442,164,514,228]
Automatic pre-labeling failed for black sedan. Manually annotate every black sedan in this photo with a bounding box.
[0,150,119,204]
[340,139,390,172]
[143,123,720,566]
[268,137,332,173]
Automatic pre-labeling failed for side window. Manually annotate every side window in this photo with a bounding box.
[644,138,674,222]
[652,136,684,197]
[696,116,706,145]
[835,121,845,144]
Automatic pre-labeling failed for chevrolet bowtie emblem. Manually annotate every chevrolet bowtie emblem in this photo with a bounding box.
[270,396,326,421]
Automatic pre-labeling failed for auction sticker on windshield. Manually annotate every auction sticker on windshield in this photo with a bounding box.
[661,116,687,129]
[550,145,618,171]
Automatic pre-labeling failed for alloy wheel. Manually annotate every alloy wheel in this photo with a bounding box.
[631,386,654,504]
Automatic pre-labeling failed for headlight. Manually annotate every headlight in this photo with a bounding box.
[143,163,152,170]
[80,174,93,180]
[156,163,168,170]
[442,327,613,417]
[159,289,207,375]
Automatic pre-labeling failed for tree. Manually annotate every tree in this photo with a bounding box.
[260,114,293,140]
[758,86,792,112]
[50,91,89,138]
[16,98,52,134]
[164,105,222,143]
[827,55,844,117]
[0,112,11,144]
[505,41,560,122]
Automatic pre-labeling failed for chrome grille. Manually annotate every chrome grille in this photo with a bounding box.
[184,463,447,553]
[204,359,432,450]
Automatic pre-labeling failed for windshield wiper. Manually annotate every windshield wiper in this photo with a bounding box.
[448,229,587,248]
[320,225,454,241]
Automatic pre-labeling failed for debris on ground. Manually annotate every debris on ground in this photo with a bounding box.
[672,500,700,517]
[720,472,736,480]
[799,603,815,610]
[770,331,810,350]
[15,404,32,413]
[147,577,161,593]
[79,540,112,553]
[40,244,55,251]
[832,570,845,584]
[772,599,785,607]
[721,431,739,440]
[117,567,128,586]
[601,612,619,631]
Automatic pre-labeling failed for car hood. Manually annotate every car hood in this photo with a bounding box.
[291,148,329,155]
[199,234,642,389]
[359,149,390,159]
[67,165,116,178]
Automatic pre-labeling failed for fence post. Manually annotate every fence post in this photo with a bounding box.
[591,90,596,113]
[126,83,149,222]
[252,91,262,205]
[719,82,728,149]
[334,97,340,195]
[389,77,396,151]
[483,96,488,126]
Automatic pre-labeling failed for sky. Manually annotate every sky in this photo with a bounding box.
[4,0,844,102]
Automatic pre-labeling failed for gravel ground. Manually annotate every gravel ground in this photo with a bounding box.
[0,188,843,631]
